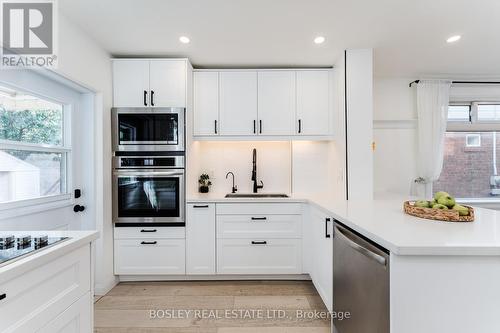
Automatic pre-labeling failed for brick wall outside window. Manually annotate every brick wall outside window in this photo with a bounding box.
[434,132,500,198]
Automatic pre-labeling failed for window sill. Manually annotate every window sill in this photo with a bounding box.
[0,194,73,221]
[457,198,500,204]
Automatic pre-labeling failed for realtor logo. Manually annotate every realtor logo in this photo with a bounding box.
[1,0,57,68]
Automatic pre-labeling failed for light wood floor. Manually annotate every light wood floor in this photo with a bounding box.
[94,280,331,333]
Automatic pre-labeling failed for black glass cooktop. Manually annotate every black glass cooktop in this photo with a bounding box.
[0,235,69,267]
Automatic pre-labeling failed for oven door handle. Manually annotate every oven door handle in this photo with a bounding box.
[113,170,184,177]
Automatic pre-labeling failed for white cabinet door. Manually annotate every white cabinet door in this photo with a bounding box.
[310,207,333,312]
[257,71,295,135]
[113,60,150,107]
[114,239,185,275]
[217,238,302,274]
[149,60,187,107]
[186,203,216,274]
[296,71,330,135]
[219,71,258,135]
[194,72,219,136]
[37,293,91,333]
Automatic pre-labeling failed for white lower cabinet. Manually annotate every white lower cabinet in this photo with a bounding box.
[217,238,302,274]
[0,245,92,333]
[216,203,303,275]
[38,292,92,333]
[186,203,216,274]
[309,206,333,312]
[114,238,185,275]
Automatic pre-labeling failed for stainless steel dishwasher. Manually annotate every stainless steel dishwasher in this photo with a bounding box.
[332,221,390,333]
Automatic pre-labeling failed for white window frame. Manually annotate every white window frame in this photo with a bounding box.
[437,101,500,203]
[0,84,73,211]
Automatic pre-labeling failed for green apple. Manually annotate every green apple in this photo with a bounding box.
[415,200,430,208]
[434,191,450,200]
[452,204,470,216]
[432,203,449,210]
[437,195,456,208]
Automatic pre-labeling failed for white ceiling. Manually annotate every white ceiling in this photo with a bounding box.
[60,0,500,77]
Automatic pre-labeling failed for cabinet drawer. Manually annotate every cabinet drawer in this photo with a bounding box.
[37,292,91,333]
[0,246,91,333]
[216,203,302,215]
[217,239,302,274]
[114,227,185,239]
[217,215,301,239]
[114,239,185,275]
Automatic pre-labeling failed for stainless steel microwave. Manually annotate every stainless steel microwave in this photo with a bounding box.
[112,107,185,152]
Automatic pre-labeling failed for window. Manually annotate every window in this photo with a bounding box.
[465,134,481,147]
[433,104,500,199]
[0,86,70,205]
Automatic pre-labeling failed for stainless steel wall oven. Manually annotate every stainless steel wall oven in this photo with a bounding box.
[112,155,185,226]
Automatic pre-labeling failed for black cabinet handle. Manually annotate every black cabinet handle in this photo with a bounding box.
[140,229,157,233]
[215,120,218,134]
[259,120,262,134]
[0,293,6,301]
[193,205,209,208]
[151,90,155,106]
[325,218,331,238]
[143,90,148,106]
[251,240,267,245]
[251,217,267,221]
[141,241,157,245]
[253,120,256,134]
[73,205,85,213]
[298,119,302,134]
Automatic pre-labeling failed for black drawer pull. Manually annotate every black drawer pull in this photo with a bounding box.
[140,241,157,245]
[193,205,209,208]
[143,90,148,106]
[251,217,267,221]
[251,240,267,245]
[150,90,155,106]
[0,293,5,301]
[140,229,157,233]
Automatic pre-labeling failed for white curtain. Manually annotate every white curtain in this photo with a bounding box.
[413,80,452,198]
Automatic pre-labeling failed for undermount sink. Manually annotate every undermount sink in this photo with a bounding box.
[225,193,289,198]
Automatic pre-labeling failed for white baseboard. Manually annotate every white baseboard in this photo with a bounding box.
[94,276,119,296]
[118,274,311,282]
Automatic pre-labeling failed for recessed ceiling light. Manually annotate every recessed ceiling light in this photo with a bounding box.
[314,36,325,44]
[179,36,190,44]
[446,35,461,43]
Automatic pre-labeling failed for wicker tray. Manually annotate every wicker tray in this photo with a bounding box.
[403,201,475,222]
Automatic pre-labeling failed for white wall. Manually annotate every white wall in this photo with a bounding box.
[373,77,418,197]
[57,13,115,295]
[188,141,292,195]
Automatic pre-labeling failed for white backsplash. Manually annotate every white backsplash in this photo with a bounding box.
[188,141,292,195]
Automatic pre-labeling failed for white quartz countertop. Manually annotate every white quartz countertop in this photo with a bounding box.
[0,230,99,281]
[188,193,500,256]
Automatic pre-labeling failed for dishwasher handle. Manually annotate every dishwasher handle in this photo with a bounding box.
[334,225,387,266]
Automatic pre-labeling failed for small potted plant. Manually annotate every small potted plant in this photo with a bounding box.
[198,173,212,193]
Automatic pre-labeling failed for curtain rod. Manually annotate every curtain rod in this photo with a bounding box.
[409,80,500,87]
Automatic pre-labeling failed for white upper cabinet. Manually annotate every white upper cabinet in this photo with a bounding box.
[192,69,332,138]
[194,72,219,135]
[150,60,186,107]
[219,72,258,135]
[257,71,295,135]
[112,60,150,107]
[296,71,330,135]
[113,59,187,108]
